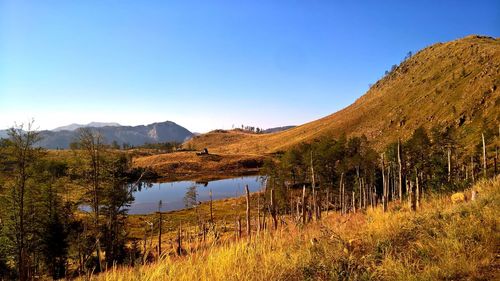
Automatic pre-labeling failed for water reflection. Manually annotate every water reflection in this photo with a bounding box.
[128,176,265,214]
[183,185,198,208]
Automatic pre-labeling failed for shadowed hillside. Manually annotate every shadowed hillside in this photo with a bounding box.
[185,35,500,154]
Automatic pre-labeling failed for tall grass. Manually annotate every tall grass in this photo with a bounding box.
[87,177,500,281]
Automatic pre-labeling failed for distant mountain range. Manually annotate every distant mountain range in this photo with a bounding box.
[52,122,121,132]
[0,121,193,149]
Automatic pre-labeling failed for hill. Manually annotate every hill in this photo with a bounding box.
[132,151,267,180]
[4,121,194,149]
[185,35,500,154]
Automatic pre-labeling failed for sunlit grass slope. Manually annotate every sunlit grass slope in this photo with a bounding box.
[185,35,500,154]
[88,177,500,281]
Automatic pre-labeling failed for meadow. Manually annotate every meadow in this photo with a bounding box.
[85,177,499,281]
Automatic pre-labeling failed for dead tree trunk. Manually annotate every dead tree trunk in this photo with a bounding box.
[362,177,367,209]
[415,168,420,210]
[157,212,162,257]
[482,133,487,178]
[310,151,321,220]
[302,185,306,224]
[352,191,356,213]
[495,146,498,176]
[326,186,330,216]
[312,187,317,220]
[382,153,388,212]
[176,224,182,256]
[340,172,345,214]
[357,167,362,211]
[447,147,452,182]
[209,189,213,222]
[409,180,416,212]
[237,218,242,239]
[245,185,251,238]
[296,197,300,220]
[270,189,278,230]
[257,192,261,234]
[471,156,475,182]
[398,138,403,202]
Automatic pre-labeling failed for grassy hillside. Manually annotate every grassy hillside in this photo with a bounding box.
[132,151,267,180]
[185,35,500,154]
[86,177,500,281]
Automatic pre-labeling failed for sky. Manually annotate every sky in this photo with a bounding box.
[0,0,499,133]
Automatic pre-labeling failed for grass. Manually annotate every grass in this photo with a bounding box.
[126,193,263,240]
[86,177,500,281]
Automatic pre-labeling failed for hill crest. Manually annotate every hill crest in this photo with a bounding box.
[185,35,500,154]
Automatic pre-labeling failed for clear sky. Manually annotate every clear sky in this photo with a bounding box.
[1,0,499,132]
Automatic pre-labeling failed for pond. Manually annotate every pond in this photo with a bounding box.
[128,176,265,214]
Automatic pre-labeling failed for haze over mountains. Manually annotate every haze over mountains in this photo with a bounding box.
[52,122,122,132]
[0,121,297,149]
[0,121,193,149]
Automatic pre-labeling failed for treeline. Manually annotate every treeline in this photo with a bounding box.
[233,124,264,133]
[0,124,145,280]
[262,125,499,221]
[123,141,181,152]
[69,140,181,152]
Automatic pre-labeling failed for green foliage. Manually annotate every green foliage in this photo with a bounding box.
[130,141,181,152]
[265,134,379,213]
[265,124,485,215]
[0,125,143,279]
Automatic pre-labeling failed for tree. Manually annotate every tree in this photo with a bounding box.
[3,122,43,281]
[36,159,71,279]
[405,51,413,60]
[76,128,106,272]
[101,154,134,266]
[111,140,120,150]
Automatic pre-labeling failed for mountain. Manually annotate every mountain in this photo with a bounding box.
[0,130,8,139]
[185,35,500,154]
[52,122,121,131]
[6,121,194,149]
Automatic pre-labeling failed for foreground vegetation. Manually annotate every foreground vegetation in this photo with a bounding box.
[1,119,498,280]
[87,177,500,281]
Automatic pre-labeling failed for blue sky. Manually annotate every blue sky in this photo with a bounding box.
[0,0,498,132]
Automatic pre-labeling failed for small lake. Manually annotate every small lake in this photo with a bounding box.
[129,176,265,214]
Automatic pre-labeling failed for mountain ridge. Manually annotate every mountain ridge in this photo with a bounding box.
[0,121,193,149]
[52,122,122,131]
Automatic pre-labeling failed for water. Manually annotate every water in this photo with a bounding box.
[128,176,265,214]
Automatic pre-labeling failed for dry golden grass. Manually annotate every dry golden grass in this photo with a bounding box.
[126,192,263,240]
[86,177,500,281]
[185,36,500,154]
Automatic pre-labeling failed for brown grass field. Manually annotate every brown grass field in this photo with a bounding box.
[84,177,500,281]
